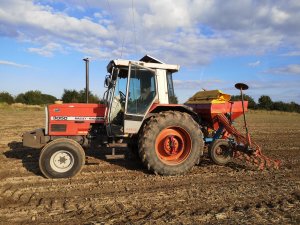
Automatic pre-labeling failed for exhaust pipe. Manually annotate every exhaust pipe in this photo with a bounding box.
[83,58,89,103]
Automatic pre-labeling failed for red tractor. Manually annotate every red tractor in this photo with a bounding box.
[23,55,279,179]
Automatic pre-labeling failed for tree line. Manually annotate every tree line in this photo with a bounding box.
[0,90,299,113]
[0,89,101,105]
[230,94,300,113]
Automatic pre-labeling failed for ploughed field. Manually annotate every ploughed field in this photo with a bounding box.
[0,108,299,224]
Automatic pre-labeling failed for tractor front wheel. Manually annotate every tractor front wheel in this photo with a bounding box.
[139,111,204,175]
[39,138,85,179]
[208,139,232,165]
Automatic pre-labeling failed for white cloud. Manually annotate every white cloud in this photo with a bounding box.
[280,51,300,56]
[0,60,30,68]
[142,0,192,30]
[248,60,261,67]
[265,64,300,75]
[238,79,300,103]
[271,7,290,25]
[0,0,300,64]
[173,79,223,89]
[0,0,116,58]
[28,42,63,57]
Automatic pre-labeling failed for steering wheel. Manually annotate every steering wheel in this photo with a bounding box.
[119,91,126,102]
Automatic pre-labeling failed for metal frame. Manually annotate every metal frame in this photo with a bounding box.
[123,62,158,134]
[124,62,157,115]
[107,59,179,73]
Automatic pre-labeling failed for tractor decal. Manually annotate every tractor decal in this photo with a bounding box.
[50,116,104,121]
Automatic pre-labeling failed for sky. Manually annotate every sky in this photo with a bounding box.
[0,0,300,104]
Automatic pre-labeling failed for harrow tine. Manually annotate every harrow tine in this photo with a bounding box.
[258,158,265,170]
[216,113,281,170]
[252,152,281,170]
[232,146,281,170]
[255,147,281,170]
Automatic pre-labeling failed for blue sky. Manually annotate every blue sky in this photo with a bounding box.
[0,0,300,103]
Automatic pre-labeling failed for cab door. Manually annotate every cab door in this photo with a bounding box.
[124,62,157,134]
[106,69,128,137]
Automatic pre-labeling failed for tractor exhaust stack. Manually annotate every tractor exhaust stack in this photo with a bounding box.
[83,58,89,103]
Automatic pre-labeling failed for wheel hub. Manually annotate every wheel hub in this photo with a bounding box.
[50,150,74,173]
[155,127,192,165]
[164,135,179,155]
[216,147,223,155]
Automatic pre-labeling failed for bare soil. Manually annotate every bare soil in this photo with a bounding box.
[0,108,299,224]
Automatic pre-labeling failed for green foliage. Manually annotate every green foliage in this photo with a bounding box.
[15,90,57,105]
[289,102,300,113]
[272,101,289,112]
[61,89,80,103]
[15,93,25,103]
[231,94,300,113]
[62,89,100,103]
[41,94,57,104]
[258,95,273,110]
[79,89,100,103]
[230,94,257,109]
[256,95,300,113]
[272,101,300,113]
[169,95,179,104]
[0,92,14,104]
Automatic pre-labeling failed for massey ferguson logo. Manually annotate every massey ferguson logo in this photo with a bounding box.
[51,116,104,121]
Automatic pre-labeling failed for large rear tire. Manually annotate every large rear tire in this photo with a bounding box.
[39,138,85,179]
[138,111,204,175]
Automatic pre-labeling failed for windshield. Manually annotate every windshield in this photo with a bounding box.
[126,64,156,115]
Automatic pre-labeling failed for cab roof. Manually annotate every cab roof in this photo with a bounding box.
[107,55,180,73]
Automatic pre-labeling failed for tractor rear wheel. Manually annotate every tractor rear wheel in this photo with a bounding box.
[138,111,204,175]
[39,138,85,179]
[208,139,232,165]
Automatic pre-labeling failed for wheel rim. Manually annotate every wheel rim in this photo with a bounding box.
[155,126,192,165]
[50,150,74,173]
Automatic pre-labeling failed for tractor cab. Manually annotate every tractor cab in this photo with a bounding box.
[104,55,180,136]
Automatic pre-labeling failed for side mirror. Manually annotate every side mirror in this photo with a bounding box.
[104,75,112,88]
[112,68,119,80]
